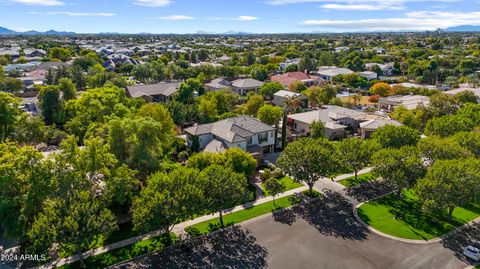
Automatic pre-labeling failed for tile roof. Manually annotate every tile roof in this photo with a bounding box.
[126,82,180,98]
[231,78,264,89]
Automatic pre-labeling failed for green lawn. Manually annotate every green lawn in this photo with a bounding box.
[58,233,176,269]
[261,176,303,195]
[337,172,378,188]
[358,189,480,240]
[186,195,300,234]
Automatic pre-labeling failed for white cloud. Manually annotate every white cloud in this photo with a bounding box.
[207,15,259,21]
[29,11,115,16]
[133,0,171,7]
[8,0,64,6]
[299,12,480,31]
[231,16,258,21]
[320,3,402,10]
[158,15,194,20]
[267,0,457,4]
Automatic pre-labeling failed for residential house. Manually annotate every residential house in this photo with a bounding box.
[231,78,264,96]
[273,90,308,107]
[126,82,180,103]
[316,67,354,81]
[23,48,46,58]
[378,95,430,111]
[287,105,401,140]
[365,63,394,76]
[185,116,276,159]
[359,119,402,139]
[205,78,232,91]
[279,58,300,70]
[359,71,378,81]
[270,72,322,88]
[445,87,480,103]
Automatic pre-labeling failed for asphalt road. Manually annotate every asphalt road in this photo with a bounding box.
[111,189,475,269]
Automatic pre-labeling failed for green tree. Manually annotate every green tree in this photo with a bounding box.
[390,106,424,130]
[417,136,473,162]
[309,120,326,139]
[372,125,420,149]
[259,82,284,100]
[12,115,47,145]
[132,168,204,233]
[241,94,264,116]
[39,85,63,125]
[450,131,480,157]
[201,165,249,227]
[175,78,204,104]
[277,138,338,192]
[303,85,337,106]
[288,81,307,92]
[1,77,24,92]
[257,104,282,125]
[28,191,117,268]
[48,47,72,62]
[264,177,286,207]
[424,115,474,137]
[224,147,257,178]
[0,92,20,142]
[337,138,378,180]
[58,77,77,101]
[372,146,425,199]
[417,158,480,219]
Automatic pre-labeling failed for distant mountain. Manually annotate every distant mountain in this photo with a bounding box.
[0,26,76,35]
[444,25,480,32]
[0,26,16,35]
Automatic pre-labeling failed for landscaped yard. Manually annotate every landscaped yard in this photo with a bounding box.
[260,176,304,195]
[337,172,378,188]
[357,189,480,240]
[58,233,176,269]
[186,195,300,235]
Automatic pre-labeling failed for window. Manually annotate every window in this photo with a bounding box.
[270,131,273,138]
[247,137,253,145]
[258,133,268,144]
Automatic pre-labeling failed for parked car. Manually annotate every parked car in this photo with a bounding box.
[464,241,480,261]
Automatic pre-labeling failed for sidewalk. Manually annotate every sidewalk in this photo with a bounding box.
[33,167,373,269]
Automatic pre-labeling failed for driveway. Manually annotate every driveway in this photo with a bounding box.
[111,187,473,269]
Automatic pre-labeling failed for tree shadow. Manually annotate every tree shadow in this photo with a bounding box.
[272,208,297,226]
[345,180,393,202]
[441,221,480,263]
[111,226,268,269]
[293,190,368,241]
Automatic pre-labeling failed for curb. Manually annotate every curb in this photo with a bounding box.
[353,198,480,244]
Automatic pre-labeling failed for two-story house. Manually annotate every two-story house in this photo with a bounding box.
[185,116,276,157]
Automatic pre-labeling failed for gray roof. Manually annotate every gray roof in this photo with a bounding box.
[127,82,180,98]
[360,119,402,130]
[288,105,369,126]
[203,138,227,153]
[185,115,275,143]
[231,78,263,89]
[205,78,231,89]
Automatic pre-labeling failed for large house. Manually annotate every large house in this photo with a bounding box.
[378,95,430,111]
[273,90,308,107]
[204,77,263,96]
[365,63,394,76]
[126,82,180,103]
[287,105,401,140]
[271,72,322,88]
[316,67,354,81]
[185,116,276,157]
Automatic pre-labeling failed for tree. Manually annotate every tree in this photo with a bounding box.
[424,115,474,137]
[450,131,480,157]
[0,92,20,142]
[372,125,420,149]
[369,82,390,97]
[390,106,424,130]
[264,177,285,207]
[288,81,307,92]
[416,158,480,220]
[224,147,257,178]
[175,78,204,104]
[298,55,316,73]
[1,77,24,92]
[259,82,284,100]
[48,47,72,62]
[372,146,425,199]
[12,115,47,145]
[337,138,378,180]
[58,77,77,101]
[132,168,204,233]
[241,94,264,116]
[38,85,63,125]
[277,138,337,192]
[426,93,458,118]
[310,120,326,139]
[0,143,50,240]
[257,104,282,126]
[28,191,117,268]
[455,90,477,104]
[303,85,337,106]
[250,67,267,81]
[417,136,473,162]
[201,165,249,227]
[137,103,175,134]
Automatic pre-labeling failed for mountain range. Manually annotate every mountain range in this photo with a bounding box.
[2,25,480,35]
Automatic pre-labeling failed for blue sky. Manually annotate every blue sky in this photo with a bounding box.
[1,0,480,33]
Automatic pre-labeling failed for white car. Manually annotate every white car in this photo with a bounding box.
[464,241,480,261]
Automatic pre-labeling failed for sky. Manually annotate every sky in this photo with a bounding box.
[1,0,480,33]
